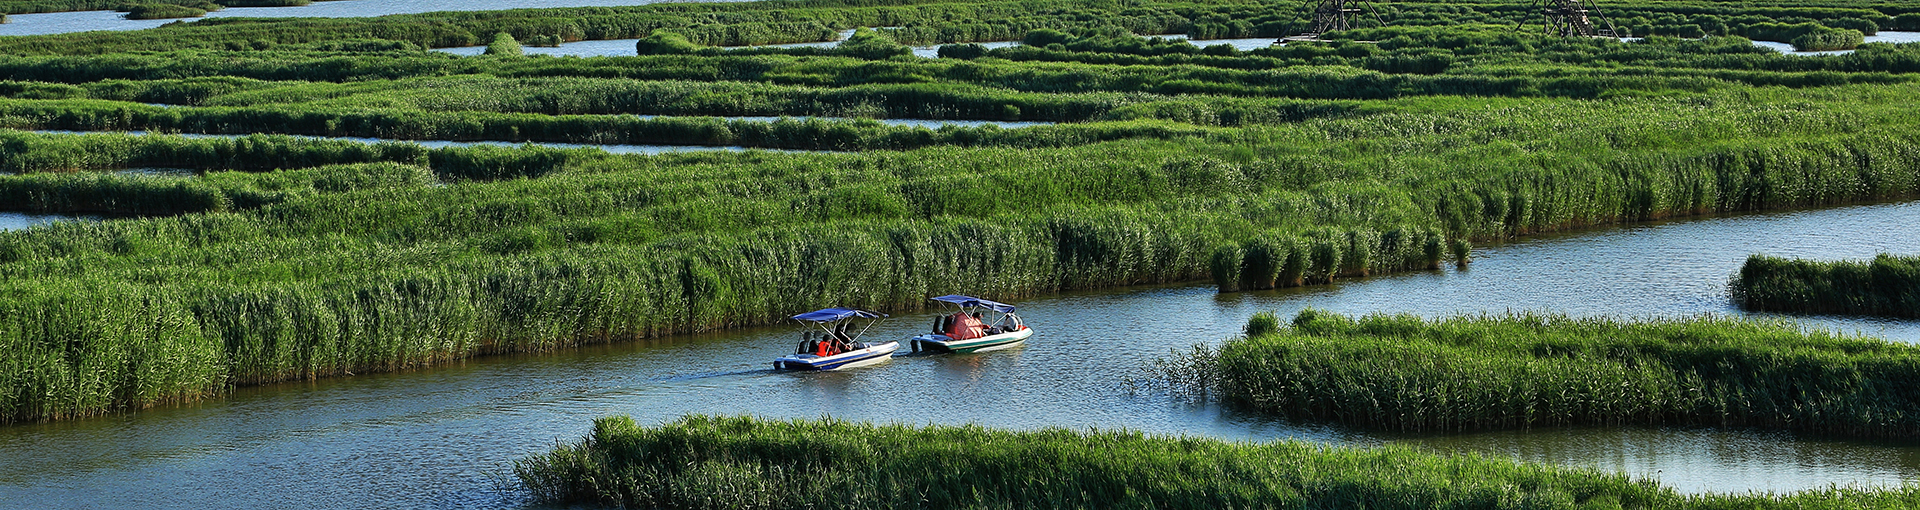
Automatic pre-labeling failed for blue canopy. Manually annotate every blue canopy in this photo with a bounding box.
[929,294,1016,313]
[791,307,885,322]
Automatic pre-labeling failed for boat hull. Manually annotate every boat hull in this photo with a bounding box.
[773,341,900,371]
[911,327,1033,353]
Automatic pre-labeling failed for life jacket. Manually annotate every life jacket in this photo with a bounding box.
[946,312,987,340]
[816,340,835,357]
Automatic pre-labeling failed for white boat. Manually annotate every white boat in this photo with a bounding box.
[910,295,1034,354]
[773,307,900,371]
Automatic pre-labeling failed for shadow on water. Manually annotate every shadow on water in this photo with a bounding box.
[2,200,1920,508]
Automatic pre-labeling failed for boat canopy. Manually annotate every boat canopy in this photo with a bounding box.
[791,307,886,322]
[929,294,1016,313]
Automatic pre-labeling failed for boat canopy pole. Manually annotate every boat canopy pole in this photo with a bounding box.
[854,317,884,340]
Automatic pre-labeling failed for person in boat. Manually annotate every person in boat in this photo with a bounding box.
[832,322,854,352]
[796,331,814,355]
[948,311,986,340]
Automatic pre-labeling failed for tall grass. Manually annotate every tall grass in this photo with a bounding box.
[1731,253,1920,318]
[1,0,1920,423]
[1168,310,1920,438]
[514,415,1920,509]
[8,77,1920,420]
[0,162,434,215]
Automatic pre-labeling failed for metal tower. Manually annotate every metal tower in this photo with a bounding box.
[1531,0,1627,38]
[1295,0,1384,38]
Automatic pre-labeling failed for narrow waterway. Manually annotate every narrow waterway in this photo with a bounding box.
[430,30,1266,58]
[0,212,95,231]
[1,201,1918,509]
[1750,31,1920,56]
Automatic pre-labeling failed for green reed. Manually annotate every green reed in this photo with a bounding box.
[514,415,1920,509]
[7,79,1920,420]
[1731,253,1920,318]
[1168,310,1920,438]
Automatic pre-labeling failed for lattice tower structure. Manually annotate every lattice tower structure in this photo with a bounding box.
[1536,0,1626,38]
[1299,0,1383,37]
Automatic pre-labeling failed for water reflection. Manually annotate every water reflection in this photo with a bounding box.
[0,212,96,231]
[430,30,1273,59]
[1750,31,1920,56]
[0,201,1918,508]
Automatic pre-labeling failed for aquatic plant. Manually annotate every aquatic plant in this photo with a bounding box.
[515,415,1920,509]
[1,0,1920,424]
[121,3,210,20]
[1730,253,1920,318]
[484,32,523,56]
[1172,310,1920,438]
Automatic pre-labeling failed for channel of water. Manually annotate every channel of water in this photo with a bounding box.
[0,212,96,231]
[431,30,1271,58]
[1750,31,1920,56]
[1,199,1917,509]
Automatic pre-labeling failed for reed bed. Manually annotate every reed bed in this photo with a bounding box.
[1170,310,1920,438]
[513,415,1920,509]
[8,78,1920,421]
[1731,253,1920,318]
[0,0,1899,57]
[2,0,1920,423]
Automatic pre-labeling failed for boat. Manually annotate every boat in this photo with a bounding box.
[909,295,1033,353]
[773,307,900,371]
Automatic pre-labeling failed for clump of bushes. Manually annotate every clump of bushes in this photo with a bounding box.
[1168,310,1920,438]
[634,31,701,55]
[484,32,523,56]
[122,3,213,19]
[1730,253,1920,318]
[1791,28,1865,51]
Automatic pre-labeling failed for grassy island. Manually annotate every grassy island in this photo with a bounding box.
[1732,253,1920,318]
[514,415,1920,509]
[1166,310,1920,439]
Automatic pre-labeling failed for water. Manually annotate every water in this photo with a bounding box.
[1156,34,1283,51]
[2,201,1919,508]
[1750,31,1920,56]
[0,0,755,37]
[0,212,94,231]
[428,30,1270,59]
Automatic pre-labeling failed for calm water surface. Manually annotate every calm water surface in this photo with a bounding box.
[1751,31,1920,56]
[0,212,95,231]
[1,201,1918,509]
[431,31,1269,58]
